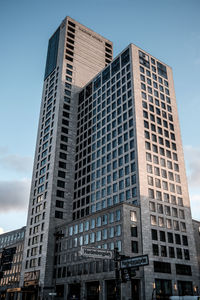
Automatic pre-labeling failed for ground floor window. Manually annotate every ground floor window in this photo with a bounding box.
[155,279,172,299]
[177,281,193,296]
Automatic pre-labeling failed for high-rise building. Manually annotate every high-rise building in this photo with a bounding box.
[20,17,199,300]
[20,16,113,299]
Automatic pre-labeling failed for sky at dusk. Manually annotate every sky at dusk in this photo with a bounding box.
[0,0,200,233]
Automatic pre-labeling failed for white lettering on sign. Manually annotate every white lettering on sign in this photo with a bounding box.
[79,27,103,43]
[80,246,113,259]
[121,255,149,269]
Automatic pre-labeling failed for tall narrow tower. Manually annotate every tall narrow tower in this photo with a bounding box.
[20,16,113,295]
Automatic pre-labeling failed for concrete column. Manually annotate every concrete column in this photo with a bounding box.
[81,281,86,300]
[99,280,104,300]
[5,291,9,300]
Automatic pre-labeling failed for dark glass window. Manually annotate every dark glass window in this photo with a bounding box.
[56,190,64,198]
[55,211,63,219]
[44,28,60,79]
[102,66,110,84]
[131,241,138,253]
[184,249,190,260]
[111,57,120,76]
[161,245,167,257]
[139,51,150,68]
[94,75,101,91]
[121,48,130,67]
[169,247,175,258]
[176,264,192,276]
[155,279,172,298]
[167,232,173,243]
[157,62,168,79]
[86,83,92,98]
[175,234,181,245]
[160,231,166,242]
[152,244,159,256]
[56,200,64,208]
[131,225,137,237]
[154,261,171,273]
[151,229,158,240]
[182,235,188,246]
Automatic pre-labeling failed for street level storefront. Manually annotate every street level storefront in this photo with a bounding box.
[20,271,40,300]
[54,278,142,300]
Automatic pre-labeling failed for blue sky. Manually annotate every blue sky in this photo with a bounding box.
[0,0,200,233]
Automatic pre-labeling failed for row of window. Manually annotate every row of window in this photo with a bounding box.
[149,201,185,218]
[55,259,115,279]
[150,214,186,232]
[0,231,25,246]
[79,65,130,112]
[62,225,122,249]
[68,210,121,236]
[151,229,188,245]
[154,261,191,276]
[148,188,183,205]
[139,51,168,80]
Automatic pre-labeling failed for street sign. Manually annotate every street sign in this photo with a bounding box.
[120,254,149,269]
[80,246,113,259]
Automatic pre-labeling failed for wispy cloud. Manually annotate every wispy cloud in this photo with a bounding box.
[0,179,31,212]
[184,145,200,187]
[0,146,9,155]
[0,154,33,174]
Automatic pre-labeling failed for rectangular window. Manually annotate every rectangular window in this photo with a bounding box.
[154,261,171,273]
[130,211,137,222]
[152,244,159,256]
[176,264,191,276]
[55,211,63,219]
[131,241,138,253]
[131,225,137,237]
[169,247,175,258]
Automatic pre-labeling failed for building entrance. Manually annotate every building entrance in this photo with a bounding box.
[86,281,99,300]
[105,280,116,300]
[131,279,140,300]
[67,283,81,300]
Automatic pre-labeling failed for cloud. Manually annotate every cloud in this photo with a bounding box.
[184,145,200,187]
[0,146,9,155]
[190,194,200,221]
[0,179,31,212]
[0,154,33,174]
[0,227,4,234]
